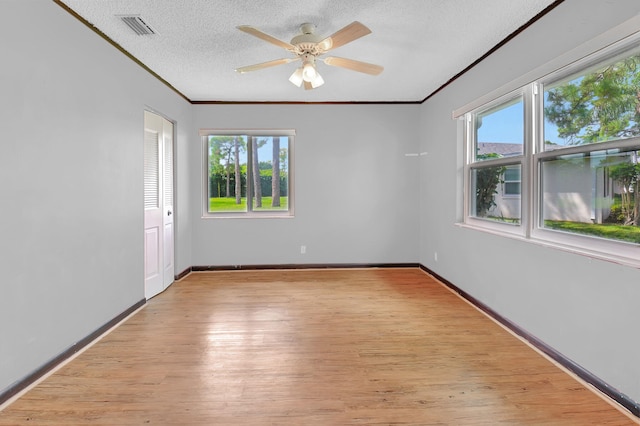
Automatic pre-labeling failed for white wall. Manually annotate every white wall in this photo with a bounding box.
[0,0,192,394]
[419,0,640,402]
[191,104,420,266]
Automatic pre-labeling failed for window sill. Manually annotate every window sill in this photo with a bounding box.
[202,213,294,219]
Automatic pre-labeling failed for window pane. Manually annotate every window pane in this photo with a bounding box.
[471,164,521,223]
[544,52,640,149]
[475,97,524,161]
[208,135,248,213]
[541,149,640,244]
[248,136,289,211]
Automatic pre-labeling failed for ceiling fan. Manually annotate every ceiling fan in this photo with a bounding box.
[235,21,383,90]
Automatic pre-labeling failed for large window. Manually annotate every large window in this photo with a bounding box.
[462,35,640,264]
[202,130,294,217]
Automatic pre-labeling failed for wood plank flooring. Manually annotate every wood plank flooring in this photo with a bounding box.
[0,268,636,425]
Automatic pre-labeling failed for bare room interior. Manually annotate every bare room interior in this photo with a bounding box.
[1,0,639,423]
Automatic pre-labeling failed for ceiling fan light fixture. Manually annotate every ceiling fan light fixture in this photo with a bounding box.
[289,68,303,87]
[310,72,324,89]
[302,61,317,82]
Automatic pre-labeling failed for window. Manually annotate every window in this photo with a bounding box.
[467,95,525,226]
[503,166,521,196]
[201,130,294,217]
[461,34,640,264]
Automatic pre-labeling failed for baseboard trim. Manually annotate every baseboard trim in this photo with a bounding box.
[191,262,420,272]
[419,264,640,419]
[0,298,146,407]
[175,267,192,281]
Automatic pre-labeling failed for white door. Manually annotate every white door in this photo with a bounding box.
[144,110,174,299]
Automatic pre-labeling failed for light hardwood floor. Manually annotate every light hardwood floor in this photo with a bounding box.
[0,268,636,425]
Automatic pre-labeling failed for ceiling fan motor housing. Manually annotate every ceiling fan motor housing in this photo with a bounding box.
[290,23,326,55]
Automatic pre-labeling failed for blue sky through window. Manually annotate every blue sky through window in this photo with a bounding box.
[477,101,523,144]
[476,98,563,145]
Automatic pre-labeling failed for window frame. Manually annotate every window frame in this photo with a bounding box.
[463,88,532,236]
[459,31,640,267]
[531,46,640,261]
[200,129,295,219]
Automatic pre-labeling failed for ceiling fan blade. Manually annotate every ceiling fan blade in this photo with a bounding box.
[237,25,295,51]
[319,21,371,51]
[303,81,313,90]
[323,56,383,75]
[235,58,299,74]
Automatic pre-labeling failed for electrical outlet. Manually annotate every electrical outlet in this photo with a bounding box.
[301,245,306,254]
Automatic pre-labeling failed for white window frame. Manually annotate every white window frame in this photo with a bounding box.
[458,29,640,267]
[200,129,295,219]
[463,88,532,237]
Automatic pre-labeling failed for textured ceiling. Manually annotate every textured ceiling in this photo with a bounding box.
[58,0,558,103]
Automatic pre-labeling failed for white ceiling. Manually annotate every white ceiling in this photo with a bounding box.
[58,0,558,103]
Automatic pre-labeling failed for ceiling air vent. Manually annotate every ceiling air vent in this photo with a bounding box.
[119,15,157,36]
